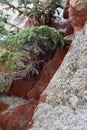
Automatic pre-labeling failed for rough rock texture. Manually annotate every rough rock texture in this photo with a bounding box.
[30,21,87,130]
[63,0,70,19]
[0,47,68,130]
[30,1,87,129]
[69,0,87,31]
[7,76,38,99]
[0,94,26,114]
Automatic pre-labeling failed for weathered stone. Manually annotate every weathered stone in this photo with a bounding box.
[0,47,68,130]
[63,0,70,19]
[69,0,87,30]
[30,22,87,130]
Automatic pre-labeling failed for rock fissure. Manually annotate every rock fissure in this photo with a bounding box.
[0,0,87,130]
[29,1,87,128]
[0,46,68,130]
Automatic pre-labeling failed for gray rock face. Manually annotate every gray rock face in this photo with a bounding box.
[30,22,87,130]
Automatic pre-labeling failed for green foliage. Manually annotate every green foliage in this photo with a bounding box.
[6,25,64,50]
[0,49,25,72]
[0,21,8,37]
[0,49,10,65]
[0,9,9,36]
[0,25,65,76]
[0,25,65,91]
[0,0,63,27]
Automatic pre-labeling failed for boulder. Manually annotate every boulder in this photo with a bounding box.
[30,21,87,130]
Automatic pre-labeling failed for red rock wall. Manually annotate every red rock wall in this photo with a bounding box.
[0,47,68,130]
[70,0,87,31]
[63,0,87,32]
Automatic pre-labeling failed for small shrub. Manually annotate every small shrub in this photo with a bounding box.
[0,25,65,75]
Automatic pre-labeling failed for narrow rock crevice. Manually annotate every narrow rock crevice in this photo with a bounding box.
[0,46,69,130]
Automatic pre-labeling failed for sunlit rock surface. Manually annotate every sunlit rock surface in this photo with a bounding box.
[30,22,87,130]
